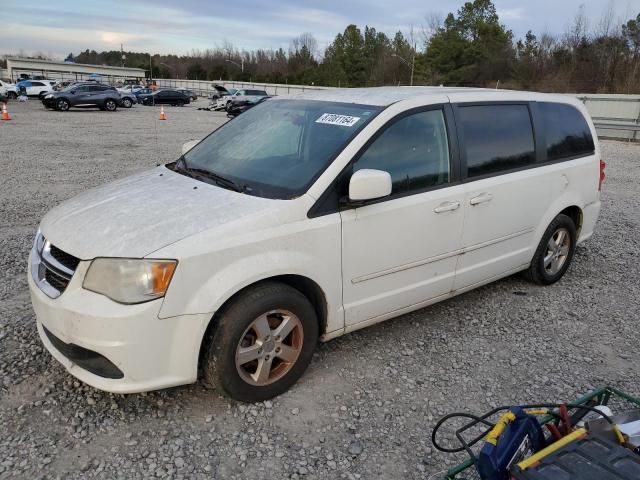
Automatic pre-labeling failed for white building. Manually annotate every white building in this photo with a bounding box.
[5,58,146,84]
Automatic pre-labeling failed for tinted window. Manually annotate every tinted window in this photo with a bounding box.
[31,81,44,87]
[459,104,535,177]
[353,110,450,194]
[539,102,594,160]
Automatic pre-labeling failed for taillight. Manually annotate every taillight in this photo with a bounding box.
[599,159,606,191]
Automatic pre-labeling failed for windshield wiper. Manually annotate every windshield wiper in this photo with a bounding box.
[175,156,246,193]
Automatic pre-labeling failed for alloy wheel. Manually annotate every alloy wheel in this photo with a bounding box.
[543,227,571,275]
[235,310,303,386]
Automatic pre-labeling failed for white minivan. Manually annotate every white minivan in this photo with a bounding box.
[29,87,603,402]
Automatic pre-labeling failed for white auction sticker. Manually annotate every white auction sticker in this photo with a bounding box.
[316,113,361,127]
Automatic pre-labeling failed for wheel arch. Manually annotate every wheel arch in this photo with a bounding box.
[558,205,583,237]
[196,274,328,374]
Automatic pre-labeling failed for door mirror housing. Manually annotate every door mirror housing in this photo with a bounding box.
[181,140,199,155]
[348,169,392,202]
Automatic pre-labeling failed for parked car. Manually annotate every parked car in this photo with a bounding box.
[211,88,237,110]
[28,87,601,402]
[226,95,270,116]
[134,87,152,98]
[42,83,122,111]
[117,84,144,95]
[137,89,191,106]
[53,81,75,91]
[118,92,137,108]
[209,84,232,99]
[16,80,54,98]
[176,88,197,101]
[0,80,19,98]
[214,88,266,111]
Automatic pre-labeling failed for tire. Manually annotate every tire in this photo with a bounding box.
[203,282,319,402]
[104,99,117,112]
[55,98,70,111]
[525,214,577,285]
[121,97,133,108]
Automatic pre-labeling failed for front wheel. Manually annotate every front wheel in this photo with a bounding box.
[525,213,577,285]
[203,282,318,402]
[121,97,133,108]
[55,98,70,111]
[104,99,117,111]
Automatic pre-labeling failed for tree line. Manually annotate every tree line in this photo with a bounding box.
[57,0,640,93]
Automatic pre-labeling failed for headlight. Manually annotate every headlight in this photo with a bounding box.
[33,228,44,253]
[83,258,177,304]
[45,94,53,99]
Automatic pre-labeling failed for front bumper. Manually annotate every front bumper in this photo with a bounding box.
[42,96,57,108]
[28,253,211,393]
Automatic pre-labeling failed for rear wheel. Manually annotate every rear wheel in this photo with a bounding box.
[525,214,577,285]
[55,98,70,111]
[104,99,117,111]
[203,282,318,402]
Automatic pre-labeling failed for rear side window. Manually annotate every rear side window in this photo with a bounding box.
[353,109,450,194]
[539,102,594,160]
[32,81,44,87]
[459,104,535,178]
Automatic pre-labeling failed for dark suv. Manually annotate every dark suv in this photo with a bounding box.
[42,83,122,112]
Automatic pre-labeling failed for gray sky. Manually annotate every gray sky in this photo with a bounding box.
[2,0,640,59]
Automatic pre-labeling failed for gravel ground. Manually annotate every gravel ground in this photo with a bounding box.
[0,99,639,480]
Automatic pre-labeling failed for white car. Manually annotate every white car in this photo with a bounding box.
[0,80,18,99]
[28,87,602,402]
[117,85,144,95]
[17,80,54,98]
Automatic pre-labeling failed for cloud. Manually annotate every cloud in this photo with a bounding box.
[2,0,637,58]
[496,7,525,20]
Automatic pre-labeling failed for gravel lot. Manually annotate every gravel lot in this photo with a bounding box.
[0,99,639,480]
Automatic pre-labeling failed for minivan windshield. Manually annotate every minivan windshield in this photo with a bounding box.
[180,99,381,199]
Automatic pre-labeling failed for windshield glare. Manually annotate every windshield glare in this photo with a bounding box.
[183,99,380,199]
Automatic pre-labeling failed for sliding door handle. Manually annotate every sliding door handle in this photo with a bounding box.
[470,192,493,205]
[434,201,461,213]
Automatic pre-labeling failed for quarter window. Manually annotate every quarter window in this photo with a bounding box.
[459,104,535,178]
[353,110,450,195]
[539,102,594,160]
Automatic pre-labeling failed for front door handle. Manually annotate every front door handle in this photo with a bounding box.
[434,201,461,213]
[470,192,493,206]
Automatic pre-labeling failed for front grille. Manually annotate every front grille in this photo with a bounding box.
[31,233,80,298]
[44,268,70,291]
[49,244,81,271]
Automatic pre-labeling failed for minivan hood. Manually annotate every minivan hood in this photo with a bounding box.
[40,166,282,259]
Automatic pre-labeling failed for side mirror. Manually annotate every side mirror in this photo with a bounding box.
[348,169,392,202]
[181,140,199,155]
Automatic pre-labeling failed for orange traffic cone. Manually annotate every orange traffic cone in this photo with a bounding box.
[159,106,166,121]
[1,103,10,121]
